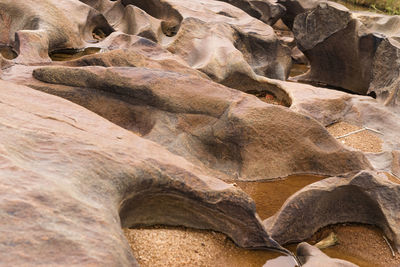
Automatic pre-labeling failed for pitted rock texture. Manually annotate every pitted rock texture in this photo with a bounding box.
[264,171,400,251]
[0,79,286,266]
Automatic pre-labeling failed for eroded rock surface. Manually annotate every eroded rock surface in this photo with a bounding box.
[292,2,400,105]
[0,80,287,265]
[0,0,113,63]
[28,63,370,180]
[264,171,400,251]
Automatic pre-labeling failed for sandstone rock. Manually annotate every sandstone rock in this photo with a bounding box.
[120,0,292,83]
[0,79,288,265]
[268,79,400,154]
[297,242,358,267]
[369,37,400,107]
[63,33,209,79]
[292,3,400,100]
[264,171,400,251]
[276,0,321,29]
[28,64,370,180]
[216,0,286,25]
[0,0,114,63]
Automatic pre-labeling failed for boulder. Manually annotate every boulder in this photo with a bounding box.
[293,3,400,102]
[264,171,400,251]
[369,37,400,107]
[276,0,321,29]
[0,79,287,265]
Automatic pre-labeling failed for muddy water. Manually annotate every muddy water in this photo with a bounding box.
[235,175,323,219]
[49,47,101,61]
[0,46,17,60]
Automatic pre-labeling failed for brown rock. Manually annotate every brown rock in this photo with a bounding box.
[30,64,370,180]
[264,171,400,251]
[215,0,286,25]
[0,0,114,63]
[292,3,400,99]
[369,37,400,107]
[120,0,292,82]
[0,79,287,265]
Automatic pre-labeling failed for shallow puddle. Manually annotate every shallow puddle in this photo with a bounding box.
[293,223,400,267]
[289,64,309,78]
[49,47,101,61]
[0,46,17,60]
[234,175,324,220]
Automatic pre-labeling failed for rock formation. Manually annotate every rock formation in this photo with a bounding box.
[264,171,400,251]
[292,2,400,107]
[0,80,286,265]
[2,0,400,265]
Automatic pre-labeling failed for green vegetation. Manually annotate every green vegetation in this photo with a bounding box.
[347,0,400,14]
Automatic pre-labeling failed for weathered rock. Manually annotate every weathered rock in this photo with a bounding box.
[276,0,321,29]
[27,63,370,180]
[297,242,358,267]
[119,0,292,83]
[264,171,400,251]
[0,79,287,265]
[216,0,286,25]
[0,0,114,63]
[268,79,400,153]
[292,3,400,100]
[369,37,400,107]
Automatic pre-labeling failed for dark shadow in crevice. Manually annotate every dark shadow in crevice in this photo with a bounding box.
[121,0,182,37]
[0,45,18,60]
[49,47,101,61]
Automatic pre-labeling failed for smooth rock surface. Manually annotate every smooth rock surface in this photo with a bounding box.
[119,0,292,83]
[0,0,113,63]
[264,171,400,251]
[0,79,286,265]
[28,64,370,180]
